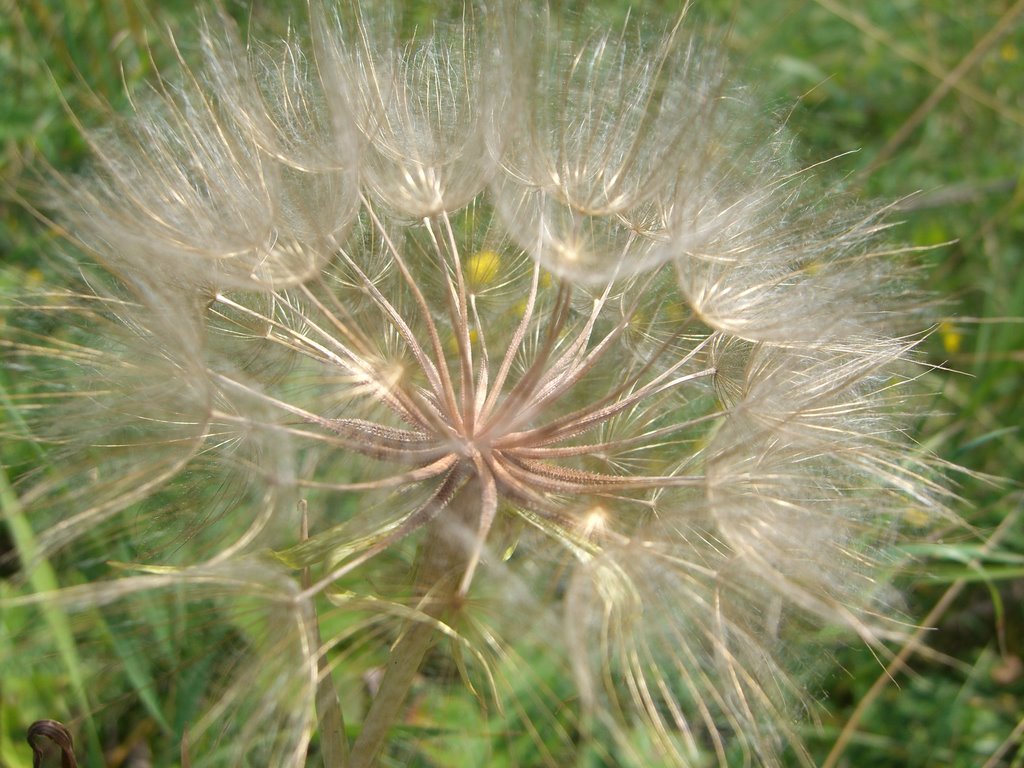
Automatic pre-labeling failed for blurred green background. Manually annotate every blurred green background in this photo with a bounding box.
[1,1,1022,766]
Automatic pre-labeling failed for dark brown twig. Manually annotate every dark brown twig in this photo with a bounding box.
[27,720,77,768]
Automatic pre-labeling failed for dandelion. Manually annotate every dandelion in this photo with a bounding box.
[2,2,945,766]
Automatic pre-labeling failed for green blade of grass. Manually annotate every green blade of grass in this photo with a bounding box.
[0,465,102,765]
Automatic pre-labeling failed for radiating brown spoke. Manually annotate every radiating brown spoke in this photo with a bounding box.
[302,467,466,599]
[503,455,701,494]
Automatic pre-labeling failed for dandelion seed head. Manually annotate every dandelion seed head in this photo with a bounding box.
[2,3,950,766]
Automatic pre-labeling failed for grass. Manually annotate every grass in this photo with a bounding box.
[1,1,1022,766]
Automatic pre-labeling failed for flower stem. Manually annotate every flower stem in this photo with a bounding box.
[348,486,476,768]
[301,501,350,768]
